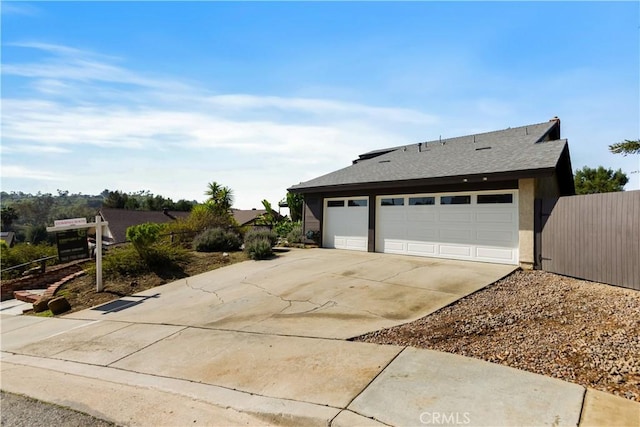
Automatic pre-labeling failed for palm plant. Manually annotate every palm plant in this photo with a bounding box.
[204,181,234,214]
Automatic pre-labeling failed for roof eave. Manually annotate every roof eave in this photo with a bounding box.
[290,168,557,194]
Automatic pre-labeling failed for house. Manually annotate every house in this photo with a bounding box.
[288,117,574,268]
[232,209,267,227]
[99,208,190,244]
[0,231,16,247]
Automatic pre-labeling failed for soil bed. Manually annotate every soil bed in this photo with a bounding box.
[42,251,248,315]
[354,270,640,402]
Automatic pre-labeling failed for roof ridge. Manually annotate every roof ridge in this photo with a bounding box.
[359,120,556,158]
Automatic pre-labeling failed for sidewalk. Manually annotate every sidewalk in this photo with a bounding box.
[2,314,638,426]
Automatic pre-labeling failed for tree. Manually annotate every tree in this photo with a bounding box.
[204,182,234,214]
[286,192,304,222]
[1,206,18,231]
[258,200,278,226]
[609,139,640,156]
[574,166,629,194]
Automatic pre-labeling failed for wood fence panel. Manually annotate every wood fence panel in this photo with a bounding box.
[541,191,640,290]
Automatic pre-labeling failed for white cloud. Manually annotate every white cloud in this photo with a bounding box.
[1,42,438,208]
[1,165,67,181]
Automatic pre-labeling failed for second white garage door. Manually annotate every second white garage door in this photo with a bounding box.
[376,191,519,264]
[323,197,369,251]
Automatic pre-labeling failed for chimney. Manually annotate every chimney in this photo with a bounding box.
[549,116,561,139]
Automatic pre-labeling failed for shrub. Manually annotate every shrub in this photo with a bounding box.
[244,227,277,247]
[89,243,190,278]
[193,228,242,252]
[163,204,236,247]
[143,243,190,271]
[286,223,304,244]
[245,237,273,260]
[274,220,294,238]
[126,223,163,252]
[92,245,147,277]
[1,243,58,279]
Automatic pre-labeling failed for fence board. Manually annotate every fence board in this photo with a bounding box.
[541,191,640,290]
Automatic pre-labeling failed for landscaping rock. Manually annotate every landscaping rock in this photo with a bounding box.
[48,296,71,315]
[33,297,51,313]
[355,270,640,403]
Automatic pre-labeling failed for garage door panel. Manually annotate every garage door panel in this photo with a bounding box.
[409,228,438,240]
[406,211,437,222]
[476,230,515,244]
[345,237,368,250]
[438,212,473,222]
[440,244,473,257]
[476,212,515,223]
[380,212,405,223]
[406,242,437,255]
[476,247,517,262]
[381,224,405,240]
[381,240,406,253]
[439,228,473,241]
[333,237,346,247]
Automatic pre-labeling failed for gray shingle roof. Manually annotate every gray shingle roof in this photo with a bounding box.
[289,120,568,191]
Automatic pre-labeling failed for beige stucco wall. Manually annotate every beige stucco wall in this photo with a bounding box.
[518,178,535,269]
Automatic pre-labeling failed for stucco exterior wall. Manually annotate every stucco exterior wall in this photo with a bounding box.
[518,178,535,269]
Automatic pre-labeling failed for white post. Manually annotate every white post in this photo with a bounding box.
[95,215,104,292]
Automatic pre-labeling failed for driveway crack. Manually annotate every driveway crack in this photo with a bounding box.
[184,278,225,303]
[241,279,334,314]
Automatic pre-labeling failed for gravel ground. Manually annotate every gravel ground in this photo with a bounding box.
[0,391,115,427]
[354,270,640,402]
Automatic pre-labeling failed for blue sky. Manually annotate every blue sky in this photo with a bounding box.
[2,1,639,210]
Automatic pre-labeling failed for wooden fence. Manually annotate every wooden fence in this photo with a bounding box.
[537,190,639,290]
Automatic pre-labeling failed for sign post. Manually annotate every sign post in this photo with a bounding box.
[47,216,109,292]
[95,215,104,292]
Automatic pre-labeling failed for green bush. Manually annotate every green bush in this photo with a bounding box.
[1,243,58,279]
[143,243,190,270]
[274,220,294,237]
[286,223,304,244]
[90,243,190,278]
[244,227,277,247]
[193,228,242,252]
[126,223,163,252]
[163,204,237,248]
[93,245,147,277]
[245,237,273,260]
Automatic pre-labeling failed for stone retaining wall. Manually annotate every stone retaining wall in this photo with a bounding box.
[1,260,88,301]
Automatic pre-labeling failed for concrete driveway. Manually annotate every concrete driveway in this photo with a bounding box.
[3,249,636,426]
[65,248,516,339]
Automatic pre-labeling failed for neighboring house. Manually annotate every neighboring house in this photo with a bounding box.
[232,209,267,226]
[99,208,189,244]
[232,208,285,227]
[288,117,574,268]
[0,231,16,247]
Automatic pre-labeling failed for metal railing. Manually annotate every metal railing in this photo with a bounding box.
[0,255,58,276]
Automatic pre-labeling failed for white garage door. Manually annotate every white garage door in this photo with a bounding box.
[376,191,519,264]
[323,197,369,251]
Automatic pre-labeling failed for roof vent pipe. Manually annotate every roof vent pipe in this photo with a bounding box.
[418,142,422,152]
